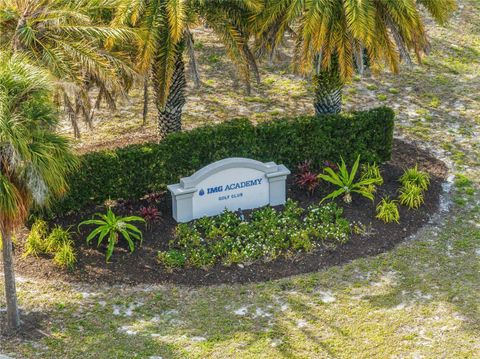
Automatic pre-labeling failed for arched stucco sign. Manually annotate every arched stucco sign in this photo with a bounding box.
[167,158,290,223]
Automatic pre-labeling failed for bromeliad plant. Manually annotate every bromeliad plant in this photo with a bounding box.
[79,208,145,262]
[139,206,160,228]
[318,156,378,204]
[295,161,319,196]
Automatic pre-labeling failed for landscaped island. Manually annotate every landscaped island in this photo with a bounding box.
[13,108,447,285]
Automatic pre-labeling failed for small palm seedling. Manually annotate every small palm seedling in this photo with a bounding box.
[376,198,400,224]
[318,155,378,203]
[399,183,424,209]
[399,165,430,191]
[79,208,145,262]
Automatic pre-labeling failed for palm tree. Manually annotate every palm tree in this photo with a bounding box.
[256,0,456,115]
[0,0,137,137]
[113,0,262,137]
[0,52,78,331]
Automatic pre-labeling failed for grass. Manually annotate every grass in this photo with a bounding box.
[1,0,480,357]
[1,199,479,358]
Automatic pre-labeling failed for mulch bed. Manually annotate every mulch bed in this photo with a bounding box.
[11,139,448,286]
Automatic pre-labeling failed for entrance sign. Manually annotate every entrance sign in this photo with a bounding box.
[168,158,290,222]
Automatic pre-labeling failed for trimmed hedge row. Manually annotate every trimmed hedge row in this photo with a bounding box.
[50,107,394,215]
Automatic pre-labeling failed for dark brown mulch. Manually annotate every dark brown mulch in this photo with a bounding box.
[11,139,448,286]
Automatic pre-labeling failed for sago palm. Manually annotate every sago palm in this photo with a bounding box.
[0,52,78,331]
[256,0,456,115]
[0,0,137,137]
[113,0,263,137]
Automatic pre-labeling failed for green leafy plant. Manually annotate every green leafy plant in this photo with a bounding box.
[49,230,76,269]
[23,219,49,257]
[79,208,145,262]
[157,249,187,270]
[318,155,378,203]
[23,223,76,269]
[157,200,351,269]
[46,226,76,268]
[53,241,76,269]
[45,226,69,253]
[361,162,384,186]
[399,183,425,209]
[399,165,430,191]
[376,198,400,224]
[361,162,384,195]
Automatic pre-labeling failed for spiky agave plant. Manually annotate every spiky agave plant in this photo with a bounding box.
[254,0,457,115]
[0,52,78,331]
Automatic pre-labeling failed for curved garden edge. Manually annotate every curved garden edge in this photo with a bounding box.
[8,139,449,287]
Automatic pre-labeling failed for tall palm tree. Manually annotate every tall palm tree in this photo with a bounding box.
[113,0,262,137]
[256,0,456,115]
[0,0,137,137]
[0,52,78,331]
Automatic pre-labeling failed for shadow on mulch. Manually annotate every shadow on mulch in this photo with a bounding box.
[11,139,448,286]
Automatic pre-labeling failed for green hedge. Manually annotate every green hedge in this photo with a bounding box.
[49,107,394,215]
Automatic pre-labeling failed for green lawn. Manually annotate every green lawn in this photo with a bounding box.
[1,0,480,358]
[1,198,479,358]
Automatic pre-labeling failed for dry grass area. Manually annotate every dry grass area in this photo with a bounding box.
[65,1,479,182]
[1,0,479,358]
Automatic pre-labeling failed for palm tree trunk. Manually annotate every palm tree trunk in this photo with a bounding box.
[155,53,186,138]
[142,77,149,126]
[312,57,343,115]
[1,229,20,331]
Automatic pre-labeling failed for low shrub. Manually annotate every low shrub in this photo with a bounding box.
[139,206,160,227]
[23,221,76,269]
[157,249,187,269]
[399,165,430,191]
[376,198,400,223]
[157,200,351,269]
[47,226,76,269]
[23,219,49,257]
[399,183,425,209]
[53,241,76,269]
[42,107,394,216]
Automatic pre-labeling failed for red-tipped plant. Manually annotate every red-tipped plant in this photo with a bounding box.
[140,206,160,227]
[295,160,319,196]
